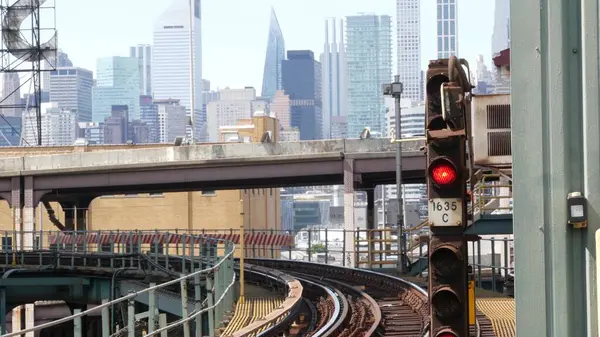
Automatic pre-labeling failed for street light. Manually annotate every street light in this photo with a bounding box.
[382,75,406,273]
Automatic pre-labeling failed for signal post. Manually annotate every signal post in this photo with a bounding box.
[425,57,471,337]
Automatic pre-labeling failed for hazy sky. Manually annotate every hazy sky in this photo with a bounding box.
[52,0,495,94]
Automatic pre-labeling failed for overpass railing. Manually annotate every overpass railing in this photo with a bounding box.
[0,230,236,337]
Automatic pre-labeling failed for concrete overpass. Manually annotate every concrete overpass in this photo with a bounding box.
[0,138,425,205]
[0,138,425,258]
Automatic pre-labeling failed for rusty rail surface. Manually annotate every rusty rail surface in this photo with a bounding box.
[240,259,430,337]
[232,263,343,337]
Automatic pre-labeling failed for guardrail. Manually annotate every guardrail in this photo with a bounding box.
[0,230,237,337]
[472,174,513,216]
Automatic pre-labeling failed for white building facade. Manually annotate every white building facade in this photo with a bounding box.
[396,0,422,102]
[320,18,348,139]
[152,0,203,140]
[22,102,77,146]
[206,87,258,142]
[436,0,458,59]
[130,44,152,96]
[155,98,187,143]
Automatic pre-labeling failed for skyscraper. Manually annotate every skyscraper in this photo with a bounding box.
[42,49,73,91]
[49,67,94,122]
[436,0,458,58]
[1,73,21,117]
[282,50,322,140]
[130,44,152,96]
[492,0,510,56]
[396,0,422,102]
[345,14,392,138]
[261,8,285,100]
[152,0,203,140]
[92,56,140,122]
[320,18,347,139]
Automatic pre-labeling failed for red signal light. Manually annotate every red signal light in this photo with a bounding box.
[430,160,457,185]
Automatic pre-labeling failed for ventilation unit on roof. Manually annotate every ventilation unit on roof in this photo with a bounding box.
[471,94,512,168]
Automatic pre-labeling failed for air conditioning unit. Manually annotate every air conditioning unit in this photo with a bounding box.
[471,94,511,167]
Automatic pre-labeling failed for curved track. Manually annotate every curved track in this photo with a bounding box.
[240,263,345,337]
[239,258,430,337]
[0,250,484,337]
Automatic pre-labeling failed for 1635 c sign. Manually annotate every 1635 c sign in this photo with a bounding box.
[428,198,463,227]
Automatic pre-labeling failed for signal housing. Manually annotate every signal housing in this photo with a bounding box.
[425,58,470,337]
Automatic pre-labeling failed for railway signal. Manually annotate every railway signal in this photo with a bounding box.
[425,58,470,337]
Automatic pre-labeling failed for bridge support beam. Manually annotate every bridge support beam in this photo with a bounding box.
[512,0,599,335]
[343,159,356,268]
[9,176,36,337]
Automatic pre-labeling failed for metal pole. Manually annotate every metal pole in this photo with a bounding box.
[393,75,406,273]
[239,204,245,304]
[188,0,196,143]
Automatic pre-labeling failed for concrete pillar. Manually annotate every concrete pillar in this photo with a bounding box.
[9,178,23,337]
[10,177,20,248]
[23,177,34,249]
[23,177,35,337]
[343,159,356,268]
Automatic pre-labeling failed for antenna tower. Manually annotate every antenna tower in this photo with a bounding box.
[0,0,57,146]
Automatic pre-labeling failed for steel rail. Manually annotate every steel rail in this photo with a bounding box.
[242,258,431,337]
[288,276,342,337]
[288,272,381,337]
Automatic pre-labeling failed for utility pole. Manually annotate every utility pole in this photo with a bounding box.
[383,76,406,273]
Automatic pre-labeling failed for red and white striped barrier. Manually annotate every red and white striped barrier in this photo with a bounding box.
[47,232,295,247]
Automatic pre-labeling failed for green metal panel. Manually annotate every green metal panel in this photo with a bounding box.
[465,215,513,235]
[0,277,91,287]
[512,0,594,335]
[3,278,110,304]
[581,0,600,334]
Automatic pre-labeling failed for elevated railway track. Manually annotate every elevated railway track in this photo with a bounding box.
[0,231,502,337]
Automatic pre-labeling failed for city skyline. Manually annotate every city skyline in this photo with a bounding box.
[50,0,495,95]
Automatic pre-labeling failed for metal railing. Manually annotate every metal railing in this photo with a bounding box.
[407,236,514,292]
[472,174,513,216]
[0,230,237,337]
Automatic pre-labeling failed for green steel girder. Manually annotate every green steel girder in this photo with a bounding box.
[0,277,90,287]
[466,214,513,235]
[119,280,199,317]
[3,276,111,306]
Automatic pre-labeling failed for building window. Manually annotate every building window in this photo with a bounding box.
[1,237,11,251]
[202,190,217,196]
